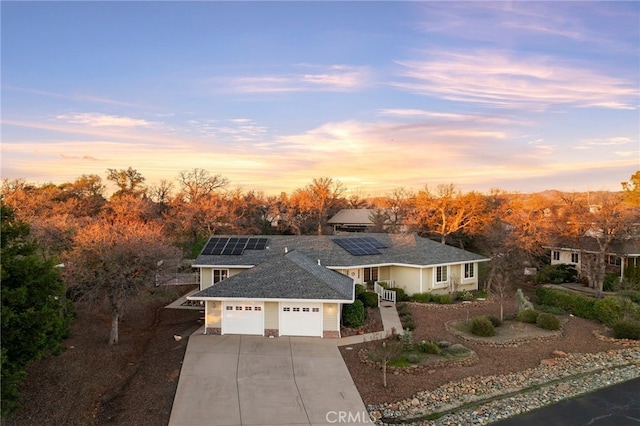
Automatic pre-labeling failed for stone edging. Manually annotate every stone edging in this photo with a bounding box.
[404,300,489,310]
[445,319,564,347]
[358,347,479,375]
[592,328,640,346]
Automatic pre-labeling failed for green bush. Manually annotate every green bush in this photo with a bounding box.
[456,290,475,301]
[416,340,441,354]
[603,274,619,292]
[536,312,560,330]
[406,353,422,364]
[446,343,470,355]
[342,300,365,327]
[534,264,578,284]
[618,290,640,305]
[535,287,596,320]
[432,294,453,304]
[517,309,539,324]
[355,284,366,298]
[410,292,432,303]
[487,315,502,328]
[389,287,407,302]
[535,304,568,316]
[470,316,496,337]
[359,291,379,308]
[613,319,640,340]
[594,296,640,327]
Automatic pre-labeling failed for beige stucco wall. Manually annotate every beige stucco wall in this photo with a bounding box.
[378,266,391,281]
[199,267,248,290]
[323,303,339,331]
[390,266,421,295]
[206,300,221,328]
[264,302,279,330]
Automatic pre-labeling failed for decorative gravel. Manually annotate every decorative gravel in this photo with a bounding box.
[368,348,640,425]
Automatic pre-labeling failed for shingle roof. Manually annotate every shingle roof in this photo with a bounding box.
[190,250,354,301]
[327,209,377,225]
[193,233,489,268]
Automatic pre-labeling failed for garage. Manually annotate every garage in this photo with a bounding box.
[222,301,264,335]
[279,302,323,337]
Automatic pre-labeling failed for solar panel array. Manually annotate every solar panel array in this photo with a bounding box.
[202,237,268,255]
[333,237,388,256]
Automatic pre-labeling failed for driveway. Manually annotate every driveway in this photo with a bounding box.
[169,333,371,426]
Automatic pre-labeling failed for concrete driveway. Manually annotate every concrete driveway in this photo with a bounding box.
[169,333,371,426]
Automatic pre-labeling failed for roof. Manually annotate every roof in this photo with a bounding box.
[327,209,377,225]
[190,250,354,301]
[548,236,640,256]
[193,233,489,269]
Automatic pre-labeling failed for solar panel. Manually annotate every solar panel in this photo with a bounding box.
[361,237,388,249]
[333,238,382,256]
[202,237,270,255]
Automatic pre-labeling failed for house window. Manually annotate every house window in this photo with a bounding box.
[608,255,621,266]
[364,267,379,283]
[552,251,560,261]
[436,266,448,283]
[213,269,229,284]
[571,253,579,263]
[464,263,475,279]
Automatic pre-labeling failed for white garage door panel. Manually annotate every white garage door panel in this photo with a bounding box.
[280,303,322,337]
[222,302,264,335]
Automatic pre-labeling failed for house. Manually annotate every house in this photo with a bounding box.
[188,233,489,338]
[548,236,640,281]
[327,208,379,233]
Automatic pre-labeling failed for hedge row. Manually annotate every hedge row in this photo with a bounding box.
[535,287,597,320]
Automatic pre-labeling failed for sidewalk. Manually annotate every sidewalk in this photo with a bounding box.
[338,301,403,346]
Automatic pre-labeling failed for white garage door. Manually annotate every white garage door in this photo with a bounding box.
[222,301,264,335]
[280,303,323,337]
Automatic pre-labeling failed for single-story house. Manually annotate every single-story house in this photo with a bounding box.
[327,209,380,233]
[188,233,489,338]
[548,236,640,280]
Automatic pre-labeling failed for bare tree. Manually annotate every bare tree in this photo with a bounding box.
[63,220,182,344]
[366,336,403,388]
[177,168,228,203]
[289,177,346,235]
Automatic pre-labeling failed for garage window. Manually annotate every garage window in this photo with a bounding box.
[293,307,300,312]
[283,307,290,312]
[312,307,320,312]
[245,306,252,311]
[235,306,242,311]
[226,306,233,311]
[303,307,310,312]
[255,306,262,311]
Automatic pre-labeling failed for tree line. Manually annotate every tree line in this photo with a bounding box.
[1,167,638,414]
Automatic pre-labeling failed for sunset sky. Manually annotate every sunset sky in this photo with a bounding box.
[2,1,639,196]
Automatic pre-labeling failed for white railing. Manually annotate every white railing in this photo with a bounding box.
[374,282,396,304]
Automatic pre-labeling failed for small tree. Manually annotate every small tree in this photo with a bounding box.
[64,219,181,344]
[366,335,403,387]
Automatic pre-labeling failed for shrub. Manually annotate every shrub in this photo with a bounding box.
[410,292,432,303]
[416,340,441,355]
[517,309,539,324]
[487,315,502,328]
[470,316,496,337]
[355,284,366,298]
[613,319,640,340]
[618,290,640,305]
[432,294,453,304]
[446,343,470,355]
[594,296,640,327]
[535,304,568,316]
[603,274,619,292]
[406,353,422,364]
[457,290,475,301]
[534,264,578,284]
[535,287,596,320]
[359,291,379,308]
[389,287,407,302]
[536,312,560,331]
[342,300,365,327]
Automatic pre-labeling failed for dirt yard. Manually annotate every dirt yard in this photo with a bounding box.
[5,286,628,425]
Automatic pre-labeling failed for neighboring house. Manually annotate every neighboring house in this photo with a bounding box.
[188,233,489,338]
[548,236,640,280]
[327,208,379,233]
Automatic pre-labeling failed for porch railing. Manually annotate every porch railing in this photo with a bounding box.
[374,282,396,304]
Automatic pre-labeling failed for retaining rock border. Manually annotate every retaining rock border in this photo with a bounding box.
[445,319,564,347]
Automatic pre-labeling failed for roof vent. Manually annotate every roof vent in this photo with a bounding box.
[317,259,321,265]
[284,247,288,253]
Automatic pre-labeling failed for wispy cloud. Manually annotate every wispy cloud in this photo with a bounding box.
[57,112,155,128]
[219,64,372,94]
[394,50,638,110]
[3,85,145,108]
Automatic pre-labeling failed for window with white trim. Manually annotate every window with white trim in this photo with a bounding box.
[552,251,560,261]
[571,253,579,263]
[213,269,229,284]
[436,266,448,284]
[464,263,475,279]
